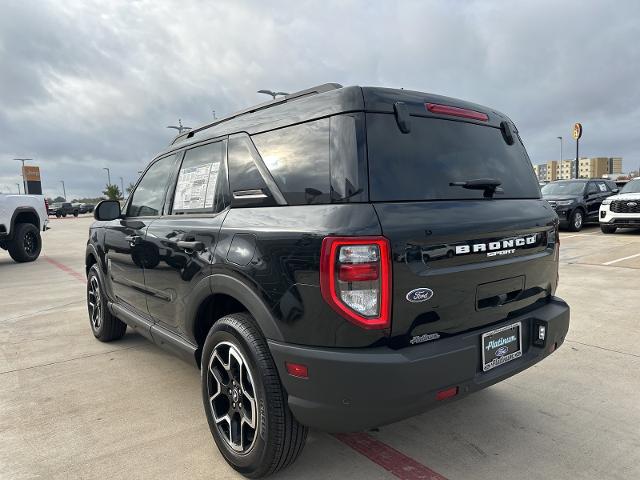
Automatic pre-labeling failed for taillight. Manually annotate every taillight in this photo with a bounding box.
[320,236,391,330]
[426,103,489,122]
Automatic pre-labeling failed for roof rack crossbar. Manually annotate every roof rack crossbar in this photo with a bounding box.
[172,83,343,144]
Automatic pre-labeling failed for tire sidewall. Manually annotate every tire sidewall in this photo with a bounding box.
[11,223,41,262]
[570,209,584,231]
[201,318,274,475]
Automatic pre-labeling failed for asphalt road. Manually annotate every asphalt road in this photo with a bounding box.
[1,216,639,479]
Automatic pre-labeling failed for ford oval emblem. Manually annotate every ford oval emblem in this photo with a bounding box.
[495,346,509,357]
[406,288,434,303]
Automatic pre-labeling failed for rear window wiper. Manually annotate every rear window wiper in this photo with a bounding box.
[449,178,503,198]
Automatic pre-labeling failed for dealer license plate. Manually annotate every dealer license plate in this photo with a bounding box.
[481,322,522,372]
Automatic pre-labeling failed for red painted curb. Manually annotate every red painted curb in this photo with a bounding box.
[333,432,448,480]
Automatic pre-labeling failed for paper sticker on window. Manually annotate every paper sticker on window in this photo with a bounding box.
[598,183,607,192]
[174,163,215,210]
[204,162,220,208]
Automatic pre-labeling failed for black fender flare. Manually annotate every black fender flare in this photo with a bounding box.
[9,207,40,240]
[185,273,285,344]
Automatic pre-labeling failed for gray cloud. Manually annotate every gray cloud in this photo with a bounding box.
[1,0,639,198]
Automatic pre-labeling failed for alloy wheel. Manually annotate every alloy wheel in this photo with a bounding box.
[88,276,102,330]
[574,211,583,229]
[207,341,258,453]
[23,231,38,256]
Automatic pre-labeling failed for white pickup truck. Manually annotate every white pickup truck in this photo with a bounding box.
[0,194,49,262]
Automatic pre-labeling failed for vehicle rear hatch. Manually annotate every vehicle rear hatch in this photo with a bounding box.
[363,92,558,342]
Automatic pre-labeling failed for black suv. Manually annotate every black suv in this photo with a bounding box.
[86,84,569,477]
[49,202,79,218]
[541,179,618,231]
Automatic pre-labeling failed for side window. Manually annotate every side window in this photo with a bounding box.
[228,134,275,206]
[172,141,225,214]
[596,182,608,193]
[252,119,330,205]
[587,183,599,195]
[128,155,176,217]
[330,113,368,202]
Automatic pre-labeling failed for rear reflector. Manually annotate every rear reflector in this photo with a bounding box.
[436,386,459,401]
[426,103,489,122]
[285,362,309,379]
[338,263,379,282]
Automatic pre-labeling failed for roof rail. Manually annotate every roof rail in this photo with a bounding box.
[171,83,343,145]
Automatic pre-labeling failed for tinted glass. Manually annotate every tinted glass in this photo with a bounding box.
[330,113,368,202]
[129,155,176,217]
[587,183,599,194]
[367,114,541,201]
[620,180,640,194]
[252,119,330,205]
[541,182,586,195]
[228,134,269,194]
[172,141,224,213]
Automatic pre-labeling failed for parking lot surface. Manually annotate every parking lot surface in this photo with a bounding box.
[1,217,639,480]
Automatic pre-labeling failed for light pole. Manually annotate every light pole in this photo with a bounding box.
[557,136,563,162]
[257,89,289,100]
[167,119,191,134]
[103,167,111,186]
[119,177,124,198]
[16,183,21,194]
[13,158,32,194]
[212,110,217,120]
[60,180,66,200]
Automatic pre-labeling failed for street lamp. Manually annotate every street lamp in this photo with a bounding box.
[16,183,21,194]
[257,89,289,100]
[167,119,191,134]
[60,180,66,200]
[13,158,32,194]
[103,167,111,186]
[557,136,563,162]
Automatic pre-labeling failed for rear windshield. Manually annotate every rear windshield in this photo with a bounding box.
[367,114,540,201]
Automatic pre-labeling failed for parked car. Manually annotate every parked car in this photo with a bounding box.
[85,83,569,477]
[0,193,48,262]
[48,202,79,217]
[80,203,95,214]
[541,179,618,231]
[599,177,640,233]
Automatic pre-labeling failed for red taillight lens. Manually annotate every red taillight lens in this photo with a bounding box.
[320,236,391,330]
[426,103,489,122]
[436,386,458,401]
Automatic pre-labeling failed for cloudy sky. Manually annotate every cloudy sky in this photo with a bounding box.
[1,0,639,199]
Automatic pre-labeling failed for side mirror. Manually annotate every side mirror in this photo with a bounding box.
[94,200,121,221]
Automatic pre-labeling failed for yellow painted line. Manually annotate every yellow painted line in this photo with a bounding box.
[602,252,640,266]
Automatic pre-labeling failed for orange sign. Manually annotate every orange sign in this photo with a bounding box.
[572,123,583,140]
[23,165,41,182]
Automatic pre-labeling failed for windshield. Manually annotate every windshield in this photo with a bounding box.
[541,182,585,196]
[620,180,640,194]
[366,114,541,201]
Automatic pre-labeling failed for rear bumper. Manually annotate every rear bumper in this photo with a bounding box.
[269,297,570,432]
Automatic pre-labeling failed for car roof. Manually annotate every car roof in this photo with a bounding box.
[158,83,512,160]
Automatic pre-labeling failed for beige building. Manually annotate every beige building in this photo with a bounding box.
[539,157,624,180]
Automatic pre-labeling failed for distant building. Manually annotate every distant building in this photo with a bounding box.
[535,157,623,181]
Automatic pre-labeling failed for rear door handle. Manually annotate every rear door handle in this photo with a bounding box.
[176,240,205,252]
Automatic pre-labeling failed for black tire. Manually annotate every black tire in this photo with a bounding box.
[601,224,617,234]
[7,223,42,262]
[201,313,307,478]
[56,213,61,218]
[568,208,584,232]
[87,265,127,342]
[73,210,79,217]
[62,213,67,218]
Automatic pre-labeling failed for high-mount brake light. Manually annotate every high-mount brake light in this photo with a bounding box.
[320,237,391,330]
[426,103,489,122]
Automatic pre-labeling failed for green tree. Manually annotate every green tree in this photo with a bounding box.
[52,196,66,203]
[126,182,136,194]
[103,184,122,200]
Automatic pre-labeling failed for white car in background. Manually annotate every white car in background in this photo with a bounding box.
[599,178,640,233]
[0,194,49,262]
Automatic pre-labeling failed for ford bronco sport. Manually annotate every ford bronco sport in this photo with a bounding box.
[86,83,570,478]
